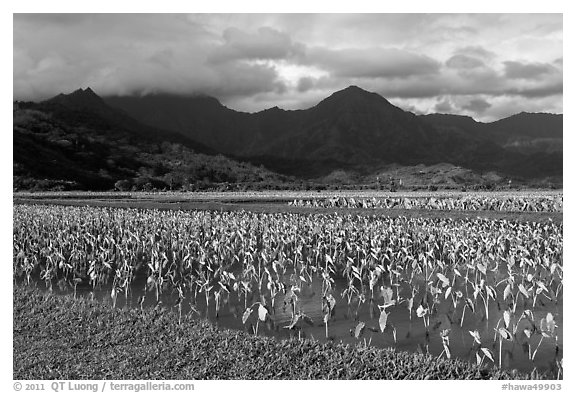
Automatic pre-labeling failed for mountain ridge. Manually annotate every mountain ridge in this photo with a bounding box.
[13,85,562,190]
[102,85,562,180]
[13,90,289,191]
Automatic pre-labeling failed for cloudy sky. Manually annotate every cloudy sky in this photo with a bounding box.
[13,13,562,121]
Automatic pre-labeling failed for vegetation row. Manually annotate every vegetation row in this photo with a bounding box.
[288,196,562,212]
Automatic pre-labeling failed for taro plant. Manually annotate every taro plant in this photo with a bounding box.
[242,301,272,336]
[416,303,430,333]
[283,310,314,340]
[322,293,336,338]
[439,329,451,359]
[530,312,559,363]
[497,326,514,369]
[171,287,183,324]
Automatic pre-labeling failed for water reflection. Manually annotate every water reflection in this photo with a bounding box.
[50,271,562,375]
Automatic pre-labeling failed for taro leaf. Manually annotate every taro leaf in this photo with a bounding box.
[323,313,330,324]
[504,283,513,301]
[503,310,512,329]
[369,272,379,290]
[326,294,337,313]
[407,297,414,313]
[518,283,530,299]
[469,330,481,345]
[551,263,557,276]
[416,304,427,318]
[242,307,253,325]
[258,304,268,322]
[379,311,389,333]
[430,286,442,296]
[465,298,475,312]
[476,352,482,366]
[444,286,452,300]
[437,273,450,288]
[541,313,556,336]
[473,285,481,300]
[355,321,366,339]
[480,347,495,362]
[486,286,497,300]
[523,328,532,339]
[286,314,300,330]
[536,281,548,294]
[479,278,485,289]
[498,327,513,341]
[477,263,487,275]
[381,286,394,304]
[523,309,534,322]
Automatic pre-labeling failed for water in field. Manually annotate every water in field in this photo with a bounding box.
[52,271,562,376]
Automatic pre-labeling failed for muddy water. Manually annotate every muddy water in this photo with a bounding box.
[61,272,562,375]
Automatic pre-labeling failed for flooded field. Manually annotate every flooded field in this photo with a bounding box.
[14,202,563,375]
[59,269,561,374]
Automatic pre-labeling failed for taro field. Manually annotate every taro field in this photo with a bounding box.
[289,194,563,212]
[13,200,563,376]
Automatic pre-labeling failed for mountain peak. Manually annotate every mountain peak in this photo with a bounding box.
[46,87,106,109]
[333,85,377,97]
[313,85,399,116]
[341,85,368,93]
[68,87,99,98]
[324,85,392,103]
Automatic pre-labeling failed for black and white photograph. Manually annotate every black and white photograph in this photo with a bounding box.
[9,3,567,388]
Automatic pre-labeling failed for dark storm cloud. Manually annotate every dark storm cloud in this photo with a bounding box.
[446,55,485,69]
[296,77,315,93]
[503,61,557,80]
[208,27,303,63]
[206,62,287,98]
[376,81,445,99]
[304,47,441,79]
[434,98,454,113]
[13,14,562,121]
[503,82,563,98]
[462,98,492,113]
[13,14,289,101]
